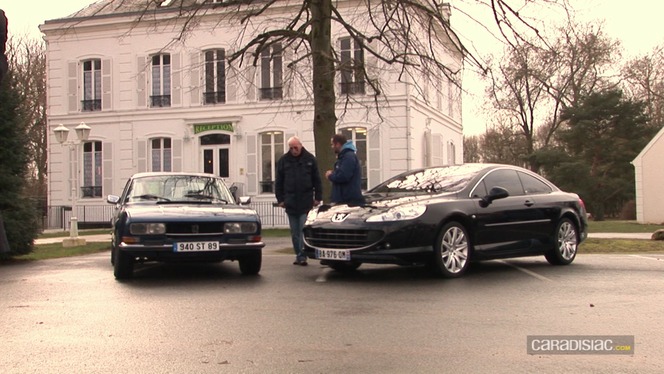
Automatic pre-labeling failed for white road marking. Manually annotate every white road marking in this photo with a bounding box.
[315,268,331,283]
[496,260,555,282]
[628,254,663,261]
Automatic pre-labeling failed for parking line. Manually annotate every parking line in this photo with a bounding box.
[315,268,331,283]
[629,254,663,261]
[496,260,555,282]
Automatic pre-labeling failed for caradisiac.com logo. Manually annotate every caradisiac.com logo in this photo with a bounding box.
[527,335,634,355]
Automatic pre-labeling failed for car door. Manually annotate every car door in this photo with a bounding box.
[516,170,558,245]
[471,168,537,256]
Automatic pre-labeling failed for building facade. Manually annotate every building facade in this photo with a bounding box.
[41,0,464,226]
[632,126,664,223]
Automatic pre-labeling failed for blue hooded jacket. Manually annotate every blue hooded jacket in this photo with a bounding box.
[327,141,365,205]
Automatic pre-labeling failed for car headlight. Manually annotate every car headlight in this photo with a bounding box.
[366,205,426,222]
[129,223,166,235]
[224,222,258,234]
[305,208,319,224]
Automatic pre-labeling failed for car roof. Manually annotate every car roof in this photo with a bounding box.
[130,172,221,179]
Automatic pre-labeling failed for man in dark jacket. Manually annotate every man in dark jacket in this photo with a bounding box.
[275,136,323,266]
[325,134,365,206]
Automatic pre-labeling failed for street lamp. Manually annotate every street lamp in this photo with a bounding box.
[54,122,91,247]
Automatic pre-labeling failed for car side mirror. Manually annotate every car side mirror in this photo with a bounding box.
[479,187,509,208]
[107,195,120,204]
[239,196,251,205]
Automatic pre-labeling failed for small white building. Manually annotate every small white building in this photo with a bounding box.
[41,0,464,226]
[632,126,664,224]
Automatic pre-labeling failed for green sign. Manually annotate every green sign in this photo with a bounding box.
[193,123,234,134]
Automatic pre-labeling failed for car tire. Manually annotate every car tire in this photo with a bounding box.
[545,218,578,265]
[113,247,134,280]
[326,261,361,273]
[239,251,262,275]
[431,221,471,278]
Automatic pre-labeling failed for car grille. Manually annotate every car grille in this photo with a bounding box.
[304,228,383,249]
[166,222,224,236]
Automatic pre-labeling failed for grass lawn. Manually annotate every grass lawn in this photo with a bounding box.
[588,220,662,233]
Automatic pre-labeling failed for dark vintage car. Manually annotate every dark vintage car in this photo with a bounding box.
[303,163,588,277]
[106,172,264,279]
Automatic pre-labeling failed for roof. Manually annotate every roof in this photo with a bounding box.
[632,125,664,165]
[44,0,204,24]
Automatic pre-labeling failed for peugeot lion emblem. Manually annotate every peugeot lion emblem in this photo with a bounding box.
[191,224,199,234]
[332,213,349,222]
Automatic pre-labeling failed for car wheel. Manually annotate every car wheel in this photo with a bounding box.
[545,218,578,265]
[113,247,134,280]
[432,222,471,278]
[239,251,262,275]
[326,261,361,273]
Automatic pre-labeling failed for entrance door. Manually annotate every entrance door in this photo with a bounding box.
[200,134,231,178]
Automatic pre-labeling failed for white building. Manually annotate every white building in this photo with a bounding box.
[41,0,463,226]
[632,126,664,224]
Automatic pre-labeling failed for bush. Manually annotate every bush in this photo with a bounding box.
[619,200,636,220]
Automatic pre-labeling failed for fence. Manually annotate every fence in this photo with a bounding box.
[43,200,289,231]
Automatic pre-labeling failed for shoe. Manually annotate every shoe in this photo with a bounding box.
[293,260,300,265]
[299,261,308,266]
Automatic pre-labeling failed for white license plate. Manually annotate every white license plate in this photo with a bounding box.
[173,241,219,252]
[316,248,350,261]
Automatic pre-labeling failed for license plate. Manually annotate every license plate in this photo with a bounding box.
[173,241,219,252]
[316,248,350,261]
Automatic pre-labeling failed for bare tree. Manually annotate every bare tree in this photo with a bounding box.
[60,0,559,198]
[621,45,664,128]
[6,35,47,213]
[484,20,618,171]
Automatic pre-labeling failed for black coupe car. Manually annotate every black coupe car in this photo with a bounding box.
[107,172,264,279]
[303,163,588,277]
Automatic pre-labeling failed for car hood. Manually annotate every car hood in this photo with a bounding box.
[310,192,457,222]
[124,203,259,221]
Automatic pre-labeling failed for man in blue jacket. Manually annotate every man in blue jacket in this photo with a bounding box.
[325,134,365,206]
[276,136,323,266]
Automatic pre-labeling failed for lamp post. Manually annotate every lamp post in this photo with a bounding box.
[54,122,91,247]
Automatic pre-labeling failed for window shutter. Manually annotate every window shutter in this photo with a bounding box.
[246,65,256,102]
[189,52,201,106]
[226,64,237,102]
[137,56,147,108]
[101,58,112,111]
[103,142,113,197]
[171,53,182,106]
[368,127,381,189]
[424,130,433,167]
[172,139,183,172]
[246,134,257,195]
[432,133,444,166]
[282,47,292,99]
[68,61,78,112]
[137,140,147,172]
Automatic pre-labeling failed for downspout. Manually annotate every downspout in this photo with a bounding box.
[405,73,412,170]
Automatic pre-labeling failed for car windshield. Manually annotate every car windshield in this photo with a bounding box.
[126,175,233,203]
[370,165,485,194]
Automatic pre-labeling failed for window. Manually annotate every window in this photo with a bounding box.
[204,49,226,104]
[340,37,365,95]
[150,54,171,107]
[340,127,368,190]
[448,141,456,165]
[259,131,284,193]
[82,59,102,111]
[260,44,283,100]
[151,138,172,172]
[518,172,552,195]
[481,169,524,197]
[82,141,102,198]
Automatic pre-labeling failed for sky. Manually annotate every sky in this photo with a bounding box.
[2,0,664,135]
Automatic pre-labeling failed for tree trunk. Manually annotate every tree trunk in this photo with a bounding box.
[310,0,337,204]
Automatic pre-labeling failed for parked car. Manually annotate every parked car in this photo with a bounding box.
[303,163,588,277]
[107,172,264,280]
